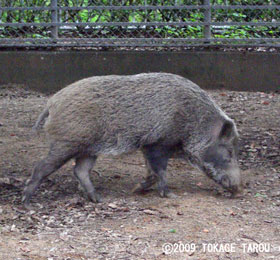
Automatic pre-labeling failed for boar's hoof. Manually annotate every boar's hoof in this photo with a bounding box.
[131,183,151,194]
[22,195,31,210]
[159,189,177,199]
[132,175,158,194]
[88,192,102,203]
[22,200,35,211]
[166,192,177,199]
[131,183,144,193]
[24,203,36,211]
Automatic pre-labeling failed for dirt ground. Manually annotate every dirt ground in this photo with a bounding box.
[0,84,279,260]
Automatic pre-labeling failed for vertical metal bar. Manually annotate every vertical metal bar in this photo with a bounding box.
[51,0,58,39]
[144,0,147,23]
[0,1,2,24]
[203,0,211,41]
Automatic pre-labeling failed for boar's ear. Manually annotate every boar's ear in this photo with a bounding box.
[219,120,234,140]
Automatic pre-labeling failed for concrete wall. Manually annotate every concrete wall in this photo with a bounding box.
[0,51,279,93]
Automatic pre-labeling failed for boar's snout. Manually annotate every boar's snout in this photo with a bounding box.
[220,167,243,195]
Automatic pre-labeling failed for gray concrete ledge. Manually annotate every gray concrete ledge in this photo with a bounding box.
[0,51,279,93]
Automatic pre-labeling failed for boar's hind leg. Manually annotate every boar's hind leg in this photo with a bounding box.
[140,145,172,198]
[73,155,101,203]
[23,143,75,207]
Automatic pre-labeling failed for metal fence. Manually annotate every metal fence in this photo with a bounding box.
[0,1,280,48]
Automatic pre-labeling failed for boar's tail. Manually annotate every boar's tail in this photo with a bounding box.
[32,108,49,132]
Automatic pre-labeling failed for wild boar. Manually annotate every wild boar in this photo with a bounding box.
[23,73,242,207]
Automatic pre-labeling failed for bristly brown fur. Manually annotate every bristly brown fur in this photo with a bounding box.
[39,73,235,155]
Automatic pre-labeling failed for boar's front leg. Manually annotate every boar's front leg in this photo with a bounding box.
[137,144,173,198]
[73,155,101,203]
[132,158,159,193]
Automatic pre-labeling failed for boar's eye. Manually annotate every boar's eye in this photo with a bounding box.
[204,145,231,167]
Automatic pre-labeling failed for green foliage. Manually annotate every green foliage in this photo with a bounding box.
[0,0,279,39]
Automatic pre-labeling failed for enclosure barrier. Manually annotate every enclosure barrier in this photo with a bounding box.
[0,1,279,48]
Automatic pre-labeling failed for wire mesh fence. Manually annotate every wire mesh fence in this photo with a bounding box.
[0,1,279,48]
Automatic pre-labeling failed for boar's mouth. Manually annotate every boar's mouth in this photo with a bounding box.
[220,175,242,195]
[202,163,242,195]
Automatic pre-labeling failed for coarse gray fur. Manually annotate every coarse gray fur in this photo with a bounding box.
[23,73,242,207]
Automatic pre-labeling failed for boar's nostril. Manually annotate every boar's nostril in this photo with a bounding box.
[221,175,242,195]
[229,184,244,198]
